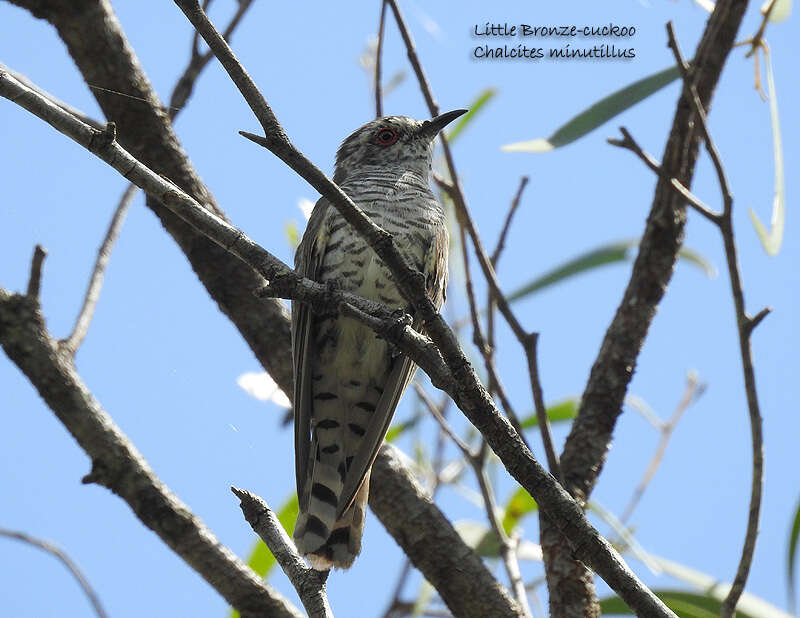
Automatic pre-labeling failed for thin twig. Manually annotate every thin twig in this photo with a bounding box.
[231,487,333,618]
[416,384,532,617]
[414,382,472,455]
[0,528,108,618]
[61,184,136,355]
[381,559,414,618]
[170,0,254,116]
[523,333,561,483]
[26,245,47,299]
[620,373,705,524]
[491,176,529,267]
[667,24,734,215]
[374,0,388,118]
[473,455,532,618]
[435,176,528,445]
[743,0,778,58]
[607,128,720,223]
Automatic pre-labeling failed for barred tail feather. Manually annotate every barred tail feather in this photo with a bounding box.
[294,470,370,570]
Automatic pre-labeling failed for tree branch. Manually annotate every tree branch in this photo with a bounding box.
[60,184,135,355]
[0,287,303,618]
[371,445,523,618]
[541,1,750,614]
[2,47,677,616]
[7,0,295,393]
[667,22,765,618]
[0,527,108,618]
[232,488,333,618]
[374,0,388,118]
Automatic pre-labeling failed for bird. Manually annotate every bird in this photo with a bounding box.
[291,109,466,570]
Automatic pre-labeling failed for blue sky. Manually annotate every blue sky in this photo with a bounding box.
[1,1,797,616]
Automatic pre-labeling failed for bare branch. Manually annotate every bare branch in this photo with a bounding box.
[371,445,524,618]
[1,54,675,618]
[232,488,333,618]
[60,184,135,355]
[608,127,720,223]
[374,0,388,118]
[26,245,47,299]
[666,22,733,215]
[8,0,294,394]
[0,289,303,618]
[0,528,108,618]
[665,21,768,618]
[543,2,751,613]
[58,1,253,357]
[620,373,705,524]
[523,332,561,483]
[491,176,529,267]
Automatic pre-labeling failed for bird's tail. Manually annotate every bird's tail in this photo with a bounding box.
[293,469,370,570]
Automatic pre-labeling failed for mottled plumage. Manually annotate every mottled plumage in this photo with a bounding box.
[292,110,465,570]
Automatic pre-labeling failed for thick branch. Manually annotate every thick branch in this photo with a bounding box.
[3,2,515,610]
[7,0,294,392]
[0,289,303,618]
[1,52,675,618]
[371,445,522,618]
[542,0,747,617]
[541,2,749,615]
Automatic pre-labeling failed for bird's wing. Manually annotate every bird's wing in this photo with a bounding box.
[336,222,450,517]
[292,197,330,511]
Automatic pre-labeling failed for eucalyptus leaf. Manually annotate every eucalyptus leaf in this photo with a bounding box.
[788,496,800,613]
[600,590,771,618]
[748,48,785,255]
[501,486,538,535]
[505,239,715,304]
[520,398,579,430]
[447,88,496,142]
[502,66,680,152]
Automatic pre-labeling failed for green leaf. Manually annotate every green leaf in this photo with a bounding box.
[520,398,579,430]
[446,88,496,142]
[789,495,800,613]
[748,48,785,255]
[385,412,422,443]
[501,65,680,152]
[504,239,716,304]
[600,591,721,617]
[284,221,299,250]
[600,590,768,618]
[501,486,538,535]
[229,494,300,618]
[644,555,793,618]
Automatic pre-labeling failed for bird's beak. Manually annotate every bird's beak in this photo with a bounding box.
[420,109,468,138]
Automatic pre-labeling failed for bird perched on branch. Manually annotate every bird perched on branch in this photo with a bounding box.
[292,109,465,570]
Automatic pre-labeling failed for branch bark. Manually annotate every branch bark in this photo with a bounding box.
[7,0,294,392]
[232,488,333,618]
[0,286,303,618]
[370,445,522,618]
[541,1,750,615]
[1,65,676,617]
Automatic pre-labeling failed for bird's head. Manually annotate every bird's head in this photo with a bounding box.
[333,109,467,184]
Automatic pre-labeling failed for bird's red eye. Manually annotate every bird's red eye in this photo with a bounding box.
[375,128,399,146]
